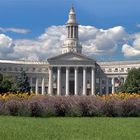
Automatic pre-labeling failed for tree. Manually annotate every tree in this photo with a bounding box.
[121,68,140,93]
[0,73,3,83]
[0,74,13,94]
[16,71,31,93]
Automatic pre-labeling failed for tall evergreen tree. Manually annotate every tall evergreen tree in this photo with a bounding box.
[16,71,31,93]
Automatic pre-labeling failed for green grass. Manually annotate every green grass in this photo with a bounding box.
[0,116,140,140]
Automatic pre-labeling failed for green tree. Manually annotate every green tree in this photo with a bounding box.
[0,73,3,83]
[121,68,140,93]
[16,71,31,93]
[0,74,13,94]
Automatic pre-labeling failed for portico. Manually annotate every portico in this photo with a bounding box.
[47,66,95,96]
[47,52,96,96]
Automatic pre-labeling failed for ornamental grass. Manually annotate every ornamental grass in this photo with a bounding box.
[0,93,139,117]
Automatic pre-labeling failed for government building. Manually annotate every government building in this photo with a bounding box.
[0,6,140,95]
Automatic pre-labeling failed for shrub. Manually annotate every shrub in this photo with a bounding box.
[103,97,123,117]
[34,96,56,117]
[122,97,140,117]
[65,97,82,117]
[27,98,45,117]
[4,97,23,116]
[78,96,104,117]
[0,93,139,117]
[0,99,5,115]
[54,96,69,116]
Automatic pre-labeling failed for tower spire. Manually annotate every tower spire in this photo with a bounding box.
[67,4,77,24]
[62,5,82,54]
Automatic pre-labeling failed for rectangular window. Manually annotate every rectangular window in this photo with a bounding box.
[96,78,100,84]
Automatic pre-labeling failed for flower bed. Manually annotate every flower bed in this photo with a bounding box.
[0,93,139,117]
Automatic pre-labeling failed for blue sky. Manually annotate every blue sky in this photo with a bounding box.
[0,0,140,61]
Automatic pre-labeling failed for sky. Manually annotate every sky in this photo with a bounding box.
[0,0,140,61]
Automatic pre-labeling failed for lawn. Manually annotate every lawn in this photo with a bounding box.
[0,116,139,140]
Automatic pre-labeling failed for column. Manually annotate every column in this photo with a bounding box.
[41,77,45,95]
[99,78,102,94]
[112,77,115,94]
[75,67,78,95]
[30,77,33,93]
[83,67,87,95]
[57,67,61,96]
[71,26,73,38]
[48,67,53,95]
[66,67,69,96]
[73,26,75,38]
[35,78,38,95]
[76,26,78,38]
[124,77,127,83]
[68,26,70,38]
[91,67,95,96]
[106,77,109,94]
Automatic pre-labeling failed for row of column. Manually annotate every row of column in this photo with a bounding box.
[67,26,78,39]
[100,77,127,94]
[31,75,126,95]
[48,67,95,96]
[30,77,45,95]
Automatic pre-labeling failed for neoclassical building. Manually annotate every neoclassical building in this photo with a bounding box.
[0,6,140,95]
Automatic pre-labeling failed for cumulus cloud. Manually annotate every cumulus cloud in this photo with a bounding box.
[136,24,140,28]
[0,34,14,58]
[37,25,127,58]
[122,33,140,58]
[0,25,127,60]
[0,27,30,34]
[79,26,127,56]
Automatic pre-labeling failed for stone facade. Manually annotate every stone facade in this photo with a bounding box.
[0,6,140,95]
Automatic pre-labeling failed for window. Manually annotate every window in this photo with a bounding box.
[96,68,100,73]
[20,67,23,71]
[32,78,36,84]
[120,68,124,72]
[114,68,118,72]
[38,68,42,72]
[102,79,106,84]
[108,68,112,72]
[3,67,7,71]
[8,67,12,71]
[127,68,130,72]
[32,68,36,72]
[96,78,100,84]
[15,67,18,71]
[102,68,105,72]
[45,68,48,72]
[108,78,112,84]
[26,67,29,71]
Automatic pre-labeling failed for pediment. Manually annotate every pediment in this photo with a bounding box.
[48,52,95,62]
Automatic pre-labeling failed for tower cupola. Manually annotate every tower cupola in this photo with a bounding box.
[62,5,82,54]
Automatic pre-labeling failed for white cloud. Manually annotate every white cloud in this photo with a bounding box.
[0,27,30,34]
[136,24,140,28]
[37,25,127,58]
[0,34,14,58]
[0,25,127,60]
[79,26,127,56]
[122,33,140,58]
